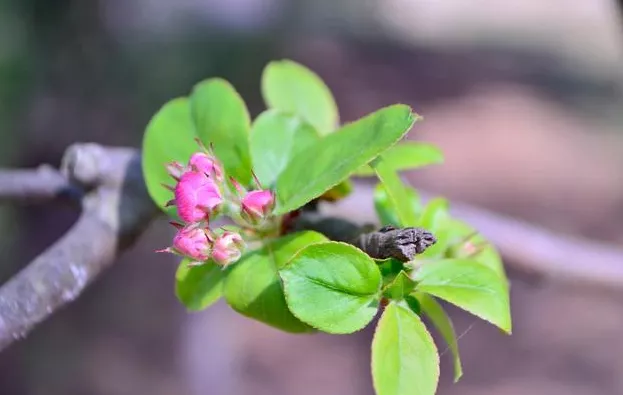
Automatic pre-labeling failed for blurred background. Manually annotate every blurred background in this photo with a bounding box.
[0,0,622,394]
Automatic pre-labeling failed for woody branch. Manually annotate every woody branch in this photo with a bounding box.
[0,144,622,352]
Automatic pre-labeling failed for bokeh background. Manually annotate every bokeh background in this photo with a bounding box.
[1,0,622,394]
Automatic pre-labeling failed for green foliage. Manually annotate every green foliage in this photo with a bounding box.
[414,293,463,382]
[372,302,440,395]
[280,242,382,334]
[418,198,451,258]
[275,104,416,214]
[250,109,319,187]
[413,259,512,333]
[262,59,338,135]
[191,79,252,184]
[224,231,327,333]
[383,271,416,300]
[356,143,443,176]
[176,260,225,311]
[142,98,196,215]
[420,197,450,231]
[371,155,419,226]
[374,183,422,227]
[443,218,506,277]
[141,58,512,395]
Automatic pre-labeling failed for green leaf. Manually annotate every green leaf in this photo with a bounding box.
[404,294,421,315]
[142,98,196,215]
[443,219,505,277]
[371,156,418,226]
[355,143,444,176]
[420,197,449,231]
[418,198,451,258]
[280,242,382,334]
[383,271,416,300]
[378,258,406,281]
[223,231,327,333]
[276,105,417,214]
[413,259,512,333]
[250,109,320,187]
[262,59,338,135]
[175,260,225,311]
[414,293,463,382]
[191,78,252,184]
[372,302,440,395]
[320,179,353,202]
[373,183,422,227]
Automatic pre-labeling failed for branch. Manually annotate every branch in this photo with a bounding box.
[0,144,158,351]
[2,144,623,352]
[319,182,623,290]
[290,214,436,261]
[0,165,78,203]
[445,197,623,289]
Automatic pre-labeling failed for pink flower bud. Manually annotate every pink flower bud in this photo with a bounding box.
[175,171,223,223]
[157,223,211,264]
[189,152,223,181]
[212,231,245,267]
[240,189,275,224]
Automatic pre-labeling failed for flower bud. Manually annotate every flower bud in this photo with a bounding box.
[157,223,211,264]
[189,152,223,181]
[175,171,223,223]
[240,189,275,224]
[211,231,245,267]
[166,161,185,181]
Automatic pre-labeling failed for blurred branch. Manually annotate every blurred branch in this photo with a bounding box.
[0,144,158,351]
[0,165,78,203]
[445,196,623,289]
[1,145,623,352]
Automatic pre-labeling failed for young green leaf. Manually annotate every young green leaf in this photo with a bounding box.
[190,78,252,184]
[176,260,226,311]
[443,219,506,277]
[224,231,327,333]
[373,183,423,227]
[420,197,449,231]
[383,271,416,300]
[414,292,463,382]
[404,294,421,315]
[417,198,451,258]
[250,110,320,187]
[142,98,197,214]
[371,155,418,226]
[320,179,353,202]
[372,302,440,395]
[355,143,444,176]
[413,259,512,333]
[280,242,382,334]
[262,59,338,135]
[378,258,407,282]
[276,105,417,214]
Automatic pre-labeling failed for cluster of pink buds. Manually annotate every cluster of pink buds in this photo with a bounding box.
[157,140,275,268]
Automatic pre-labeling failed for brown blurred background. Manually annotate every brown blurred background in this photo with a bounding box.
[0,0,622,394]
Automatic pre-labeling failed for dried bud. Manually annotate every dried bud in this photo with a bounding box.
[157,223,211,264]
[189,152,223,181]
[240,189,275,224]
[175,171,223,223]
[212,231,245,267]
